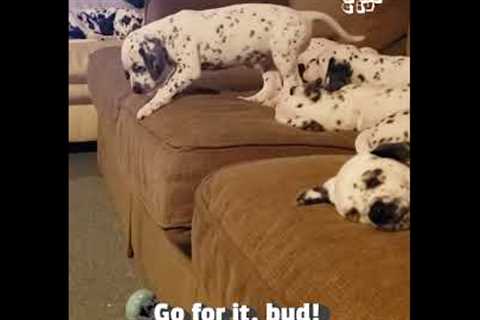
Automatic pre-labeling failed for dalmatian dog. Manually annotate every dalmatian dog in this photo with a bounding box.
[297,112,410,231]
[275,81,410,132]
[69,8,143,40]
[120,3,365,120]
[297,38,410,91]
[355,109,410,160]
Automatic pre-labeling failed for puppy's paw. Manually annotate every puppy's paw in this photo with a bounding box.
[136,99,169,121]
[296,186,330,206]
[136,105,154,121]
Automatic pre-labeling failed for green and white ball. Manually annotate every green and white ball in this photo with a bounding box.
[125,289,156,320]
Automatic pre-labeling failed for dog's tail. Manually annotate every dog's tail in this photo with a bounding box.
[301,11,365,43]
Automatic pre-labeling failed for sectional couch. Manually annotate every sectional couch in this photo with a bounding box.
[87,0,410,319]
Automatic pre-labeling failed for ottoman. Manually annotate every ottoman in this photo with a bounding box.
[193,155,409,320]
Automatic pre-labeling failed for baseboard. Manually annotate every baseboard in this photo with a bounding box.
[69,141,97,153]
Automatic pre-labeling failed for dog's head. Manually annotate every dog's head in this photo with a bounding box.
[337,153,410,231]
[121,32,176,94]
[364,147,410,231]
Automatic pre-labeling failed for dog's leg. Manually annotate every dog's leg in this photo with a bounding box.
[136,50,201,120]
[270,18,312,99]
[297,177,336,207]
[238,67,283,108]
[297,185,331,206]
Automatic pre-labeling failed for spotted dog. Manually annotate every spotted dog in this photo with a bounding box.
[275,82,410,132]
[69,8,143,40]
[120,3,364,120]
[297,38,410,90]
[297,114,410,231]
[355,110,410,162]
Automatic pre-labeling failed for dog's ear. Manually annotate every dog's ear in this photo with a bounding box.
[371,143,410,164]
[324,57,353,92]
[138,37,175,81]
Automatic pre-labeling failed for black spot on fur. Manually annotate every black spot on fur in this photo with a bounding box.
[324,58,352,92]
[298,64,307,82]
[120,15,132,26]
[362,168,384,189]
[358,74,365,82]
[371,143,410,165]
[301,120,325,132]
[304,78,323,100]
[138,38,176,83]
[296,186,330,206]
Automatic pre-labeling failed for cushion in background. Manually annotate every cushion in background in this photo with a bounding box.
[88,46,358,232]
[144,0,409,52]
[69,39,122,84]
[290,0,410,51]
[145,0,289,24]
[192,154,409,320]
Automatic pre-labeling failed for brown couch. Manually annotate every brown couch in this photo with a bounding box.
[87,0,410,319]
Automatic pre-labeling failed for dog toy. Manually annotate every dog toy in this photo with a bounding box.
[126,289,158,320]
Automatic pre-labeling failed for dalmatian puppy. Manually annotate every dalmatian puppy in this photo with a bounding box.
[296,113,410,231]
[275,81,410,132]
[120,3,364,120]
[69,8,143,40]
[297,151,410,231]
[355,109,410,161]
[297,38,410,91]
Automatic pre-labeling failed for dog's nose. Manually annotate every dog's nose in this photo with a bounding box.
[132,83,143,94]
[368,200,399,226]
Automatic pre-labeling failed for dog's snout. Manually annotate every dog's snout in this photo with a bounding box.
[368,200,399,226]
[132,83,143,94]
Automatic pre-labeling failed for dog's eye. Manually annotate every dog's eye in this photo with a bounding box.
[132,65,146,73]
[124,71,130,80]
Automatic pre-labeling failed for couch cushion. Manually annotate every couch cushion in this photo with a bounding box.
[69,39,122,84]
[192,154,409,320]
[145,0,289,24]
[290,0,410,51]
[88,46,357,231]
